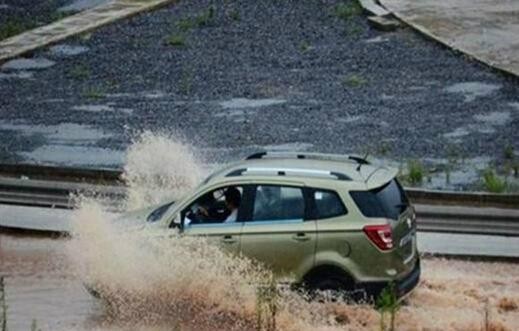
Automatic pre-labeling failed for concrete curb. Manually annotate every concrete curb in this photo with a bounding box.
[0,0,175,63]
[377,0,519,79]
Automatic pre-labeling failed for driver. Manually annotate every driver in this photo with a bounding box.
[223,187,241,223]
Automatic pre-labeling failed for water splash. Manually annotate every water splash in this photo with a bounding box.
[65,132,519,331]
[121,131,205,210]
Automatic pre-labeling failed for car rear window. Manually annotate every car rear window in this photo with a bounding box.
[313,190,347,219]
[350,179,408,220]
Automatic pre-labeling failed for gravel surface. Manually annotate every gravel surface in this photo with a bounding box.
[0,0,74,40]
[0,0,518,175]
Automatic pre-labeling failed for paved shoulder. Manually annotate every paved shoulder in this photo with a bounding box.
[379,0,519,77]
[0,0,174,63]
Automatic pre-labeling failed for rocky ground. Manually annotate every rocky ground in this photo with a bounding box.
[0,0,518,189]
[0,0,78,40]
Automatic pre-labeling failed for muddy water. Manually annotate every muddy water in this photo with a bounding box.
[0,233,100,331]
[2,132,519,331]
[2,231,519,331]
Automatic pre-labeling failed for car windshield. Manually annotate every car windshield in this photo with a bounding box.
[350,179,409,220]
[147,201,175,223]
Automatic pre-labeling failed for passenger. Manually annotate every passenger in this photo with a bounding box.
[223,187,241,223]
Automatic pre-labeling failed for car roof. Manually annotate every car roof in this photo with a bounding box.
[203,153,398,190]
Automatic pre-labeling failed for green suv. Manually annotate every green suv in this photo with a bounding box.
[145,152,420,299]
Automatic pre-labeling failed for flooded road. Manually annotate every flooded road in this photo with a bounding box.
[0,233,99,331]
[2,231,519,331]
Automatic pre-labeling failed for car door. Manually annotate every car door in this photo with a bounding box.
[181,185,251,255]
[240,184,317,280]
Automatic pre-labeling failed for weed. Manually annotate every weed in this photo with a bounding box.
[335,1,362,21]
[31,319,40,331]
[482,168,506,193]
[255,275,279,331]
[177,6,215,31]
[407,159,425,185]
[1,277,7,331]
[299,41,311,52]
[67,64,90,80]
[445,163,451,185]
[229,9,240,21]
[0,19,32,41]
[177,18,196,31]
[195,6,215,27]
[504,144,514,160]
[345,24,363,36]
[342,74,367,88]
[49,11,70,22]
[376,142,391,157]
[82,87,105,99]
[166,34,186,47]
[376,283,400,331]
[179,69,193,95]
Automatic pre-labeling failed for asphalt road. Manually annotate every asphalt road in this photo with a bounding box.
[0,0,518,178]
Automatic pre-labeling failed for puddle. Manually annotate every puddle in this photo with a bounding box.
[49,44,89,57]
[443,82,501,102]
[443,128,470,138]
[365,36,389,43]
[72,104,133,114]
[373,156,493,191]
[21,145,124,166]
[0,122,111,144]
[337,115,363,123]
[0,71,33,79]
[1,58,56,70]
[58,0,108,12]
[473,111,510,126]
[219,98,287,109]
[509,102,519,111]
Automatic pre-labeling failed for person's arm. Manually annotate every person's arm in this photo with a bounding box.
[223,209,237,223]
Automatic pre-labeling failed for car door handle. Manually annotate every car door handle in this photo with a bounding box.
[222,235,237,244]
[292,233,310,242]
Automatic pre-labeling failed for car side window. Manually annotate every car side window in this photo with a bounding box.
[252,185,305,222]
[313,189,347,219]
[182,186,244,226]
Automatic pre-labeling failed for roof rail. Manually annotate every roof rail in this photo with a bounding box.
[225,167,351,181]
[245,151,370,165]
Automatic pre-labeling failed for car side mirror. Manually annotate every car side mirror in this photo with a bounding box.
[171,213,183,231]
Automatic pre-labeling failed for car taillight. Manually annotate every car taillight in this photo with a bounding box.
[363,224,393,251]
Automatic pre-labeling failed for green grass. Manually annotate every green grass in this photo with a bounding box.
[299,41,311,52]
[376,283,400,331]
[179,69,193,95]
[166,34,186,47]
[504,144,515,160]
[67,64,90,80]
[335,1,362,21]
[407,159,425,185]
[229,9,240,21]
[82,87,105,99]
[177,6,215,31]
[482,168,507,193]
[342,74,367,88]
[0,19,33,41]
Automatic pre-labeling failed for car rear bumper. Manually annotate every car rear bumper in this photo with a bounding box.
[358,258,421,299]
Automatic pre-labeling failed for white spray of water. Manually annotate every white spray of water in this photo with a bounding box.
[67,132,519,331]
[122,131,205,210]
